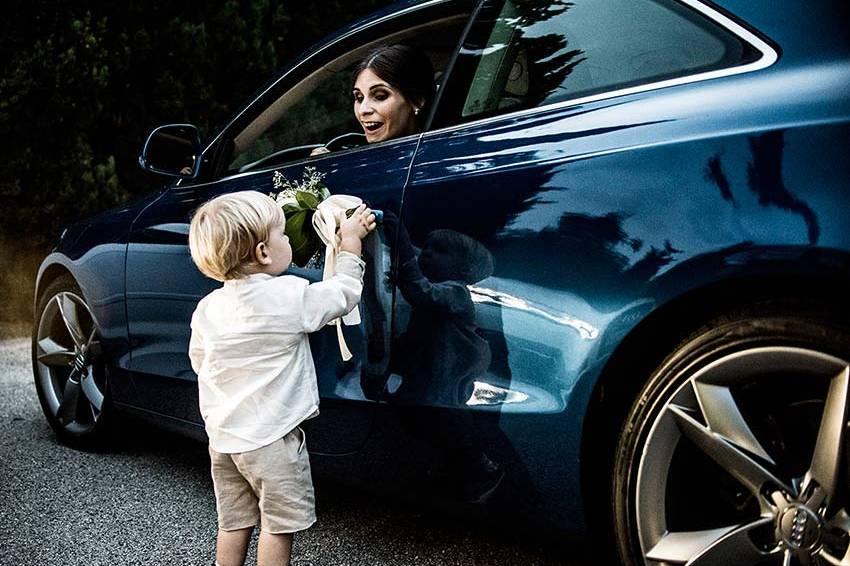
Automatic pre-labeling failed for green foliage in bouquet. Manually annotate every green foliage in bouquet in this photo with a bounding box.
[272,167,331,267]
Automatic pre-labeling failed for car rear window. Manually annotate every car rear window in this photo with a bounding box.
[441,0,761,123]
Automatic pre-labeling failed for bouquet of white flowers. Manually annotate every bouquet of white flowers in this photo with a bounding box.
[271,166,331,267]
[271,166,370,360]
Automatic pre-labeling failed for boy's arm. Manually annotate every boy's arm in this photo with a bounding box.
[300,251,365,332]
[385,211,468,315]
[337,204,375,257]
[397,257,472,317]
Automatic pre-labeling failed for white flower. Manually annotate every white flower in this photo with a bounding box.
[272,167,330,203]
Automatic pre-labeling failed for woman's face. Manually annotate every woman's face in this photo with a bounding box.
[353,68,419,143]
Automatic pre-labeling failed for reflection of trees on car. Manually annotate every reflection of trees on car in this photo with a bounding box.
[511,0,587,104]
[705,130,821,244]
[747,130,820,244]
[705,154,738,206]
[496,211,681,311]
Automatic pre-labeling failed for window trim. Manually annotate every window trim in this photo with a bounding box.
[426,0,778,137]
[189,131,425,189]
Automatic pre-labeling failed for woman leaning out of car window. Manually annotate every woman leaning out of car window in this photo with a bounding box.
[311,44,435,155]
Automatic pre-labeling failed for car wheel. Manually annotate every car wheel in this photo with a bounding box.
[613,312,850,566]
[32,275,112,447]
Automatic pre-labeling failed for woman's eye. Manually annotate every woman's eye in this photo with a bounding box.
[375,92,388,101]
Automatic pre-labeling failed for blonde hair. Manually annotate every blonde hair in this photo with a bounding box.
[188,191,285,281]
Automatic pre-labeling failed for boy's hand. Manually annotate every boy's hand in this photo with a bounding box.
[338,204,376,256]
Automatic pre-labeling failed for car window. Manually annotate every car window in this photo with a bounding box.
[228,66,357,172]
[226,14,471,174]
[436,0,761,124]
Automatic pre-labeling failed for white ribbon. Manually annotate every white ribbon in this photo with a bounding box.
[312,194,363,361]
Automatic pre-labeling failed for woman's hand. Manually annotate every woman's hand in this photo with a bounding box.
[339,204,376,256]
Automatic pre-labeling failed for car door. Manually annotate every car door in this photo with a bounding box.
[125,150,409,455]
[125,1,474,454]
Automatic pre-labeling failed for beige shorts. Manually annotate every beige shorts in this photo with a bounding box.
[209,427,316,534]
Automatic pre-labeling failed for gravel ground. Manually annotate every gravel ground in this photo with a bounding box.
[0,337,580,566]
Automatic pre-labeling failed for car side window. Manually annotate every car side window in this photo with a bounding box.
[227,64,359,173]
[436,0,761,124]
[225,11,473,174]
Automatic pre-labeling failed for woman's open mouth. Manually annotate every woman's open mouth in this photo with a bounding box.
[362,121,384,136]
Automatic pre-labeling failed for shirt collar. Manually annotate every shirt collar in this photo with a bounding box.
[224,273,275,286]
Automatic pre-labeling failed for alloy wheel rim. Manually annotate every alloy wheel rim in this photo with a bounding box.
[35,291,106,434]
[635,346,849,565]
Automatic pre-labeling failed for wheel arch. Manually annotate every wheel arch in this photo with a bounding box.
[578,261,850,543]
[33,260,76,313]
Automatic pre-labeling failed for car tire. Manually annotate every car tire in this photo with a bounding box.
[612,308,850,566]
[32,275,113,448]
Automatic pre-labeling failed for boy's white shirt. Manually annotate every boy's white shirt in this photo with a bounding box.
[189,251,365,454]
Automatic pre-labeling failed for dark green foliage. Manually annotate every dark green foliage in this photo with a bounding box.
[0,0,391,324]
[284,209,321,268]
[0,0,393,248]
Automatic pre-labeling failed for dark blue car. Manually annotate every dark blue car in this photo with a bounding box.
[32,0,850,564]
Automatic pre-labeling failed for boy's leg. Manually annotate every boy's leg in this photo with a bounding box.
[257,531,293,566]
[216,526,253,566]
[247,430,314,565]
[209,448,261,566]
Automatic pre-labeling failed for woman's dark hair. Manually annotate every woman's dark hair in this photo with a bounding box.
[351,44,436,116]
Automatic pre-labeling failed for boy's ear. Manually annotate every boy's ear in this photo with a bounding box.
[254,242,272,265]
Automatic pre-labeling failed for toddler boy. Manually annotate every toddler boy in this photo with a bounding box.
[187,190,375,566]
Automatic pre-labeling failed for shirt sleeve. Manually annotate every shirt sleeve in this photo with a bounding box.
[300,251,365,332]
[188,310,205,375]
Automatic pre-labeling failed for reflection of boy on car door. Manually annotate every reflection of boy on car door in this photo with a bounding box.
[385,212,506,503]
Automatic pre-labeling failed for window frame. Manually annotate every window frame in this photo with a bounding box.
[428,0,778,133]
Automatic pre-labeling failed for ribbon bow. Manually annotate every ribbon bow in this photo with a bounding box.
[311,194,363,361]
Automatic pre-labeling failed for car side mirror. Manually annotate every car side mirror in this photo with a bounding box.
[139,124,202,179]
